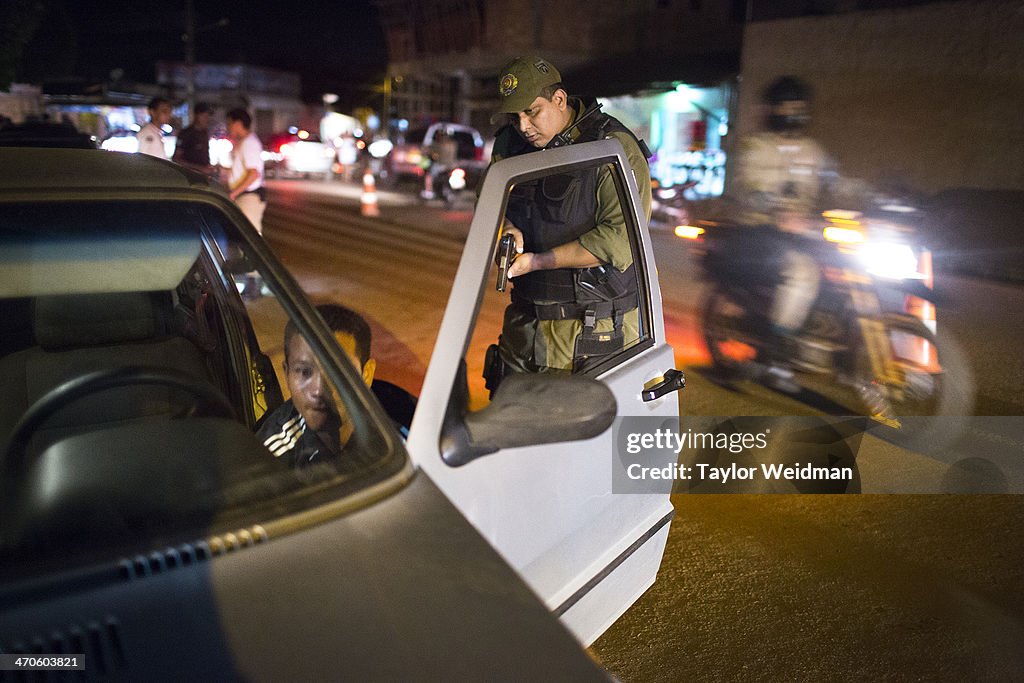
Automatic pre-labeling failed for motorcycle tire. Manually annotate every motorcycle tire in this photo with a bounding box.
[857,313,974,451]
[702,286,763,379]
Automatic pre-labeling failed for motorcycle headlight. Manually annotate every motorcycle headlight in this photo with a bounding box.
[823,226,865,244]
[859,242,921,280]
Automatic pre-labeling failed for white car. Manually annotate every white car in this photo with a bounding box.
[0,141,681,678]
[263,133,336,179]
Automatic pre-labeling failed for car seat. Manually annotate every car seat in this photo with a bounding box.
[0,291,216,456]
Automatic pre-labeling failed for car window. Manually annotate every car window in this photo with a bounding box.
[463,153,653,408]
[0,200,404,581]
[451,131,478,159]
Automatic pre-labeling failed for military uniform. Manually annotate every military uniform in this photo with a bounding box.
[490,81,652,375]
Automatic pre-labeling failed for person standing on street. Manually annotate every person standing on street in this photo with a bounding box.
[137,97,172,159]
[226,108,267,299]
[173,102,215,176]
[226,107,266,234]
[483,56,651,391]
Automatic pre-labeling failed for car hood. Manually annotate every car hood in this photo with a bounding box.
[0,472,608,681]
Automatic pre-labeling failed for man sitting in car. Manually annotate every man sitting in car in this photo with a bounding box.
[257,304,378,471]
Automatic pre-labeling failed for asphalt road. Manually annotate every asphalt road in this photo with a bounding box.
[263,179,1024,682]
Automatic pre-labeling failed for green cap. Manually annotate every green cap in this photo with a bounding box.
[494,56,562,116]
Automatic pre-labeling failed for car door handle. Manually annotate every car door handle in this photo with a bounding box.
[642,369,686,402]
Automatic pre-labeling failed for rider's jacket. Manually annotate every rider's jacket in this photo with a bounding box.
[732,131,834,237]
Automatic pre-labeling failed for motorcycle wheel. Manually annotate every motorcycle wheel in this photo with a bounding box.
[702,286,761,378]
[857,313,974,449]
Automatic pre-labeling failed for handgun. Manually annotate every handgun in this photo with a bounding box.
[495,232,516,292]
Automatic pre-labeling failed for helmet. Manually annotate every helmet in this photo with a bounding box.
[763,76,812,133]
[763,76,812,106]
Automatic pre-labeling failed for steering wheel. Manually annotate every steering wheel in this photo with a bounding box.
[4,366,237,473]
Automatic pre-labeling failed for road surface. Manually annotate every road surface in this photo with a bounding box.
[263,179,1024,681]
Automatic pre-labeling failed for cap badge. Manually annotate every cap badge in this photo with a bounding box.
[499,73,518,97]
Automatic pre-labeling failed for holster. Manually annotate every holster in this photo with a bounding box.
[483,342,506,397]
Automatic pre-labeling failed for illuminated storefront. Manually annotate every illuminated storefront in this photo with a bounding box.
[600,82,733,199]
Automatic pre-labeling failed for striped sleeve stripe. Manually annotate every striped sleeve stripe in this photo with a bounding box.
[264,416,306,456]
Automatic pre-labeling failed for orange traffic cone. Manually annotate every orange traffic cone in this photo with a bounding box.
[361,170,380,217]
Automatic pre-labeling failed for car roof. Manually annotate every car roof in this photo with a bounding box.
[0,147,219,195]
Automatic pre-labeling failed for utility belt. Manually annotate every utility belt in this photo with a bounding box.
[510,292,637,358]
[512,293,636,322]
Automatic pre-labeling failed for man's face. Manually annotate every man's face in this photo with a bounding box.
[195,111,211,129]
[284,331,372,432]
[768,99,810,135]
[227,119,247,140]
[284,334,340,433]
[150,102,172,127]
[515,91,570,148]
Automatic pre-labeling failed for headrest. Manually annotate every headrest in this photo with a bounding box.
[33,292,164,350]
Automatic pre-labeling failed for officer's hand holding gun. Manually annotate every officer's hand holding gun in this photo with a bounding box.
[497,224,528,290]
[495,231,517,292]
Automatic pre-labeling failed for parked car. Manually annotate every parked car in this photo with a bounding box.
[386,122,487,202]
[0,143,681,679]
[0,120,96,149]
[262,131,335,179]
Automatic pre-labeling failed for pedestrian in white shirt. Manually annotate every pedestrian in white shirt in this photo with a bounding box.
[226,108,267,299]
[137,97,172,159]
[226,107,266,235]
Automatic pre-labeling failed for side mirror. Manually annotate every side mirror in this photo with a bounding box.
[441,361,617,467]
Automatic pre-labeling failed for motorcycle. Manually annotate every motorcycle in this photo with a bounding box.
[421,163,487,206]
[681,199,971,432]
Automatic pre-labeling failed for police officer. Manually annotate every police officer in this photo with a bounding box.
[485,56,651,389]
[137,97,171,159]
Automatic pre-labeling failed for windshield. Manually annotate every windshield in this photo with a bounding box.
[0,200,405,581]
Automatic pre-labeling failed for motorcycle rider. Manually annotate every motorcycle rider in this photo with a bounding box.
[731,75,837,392]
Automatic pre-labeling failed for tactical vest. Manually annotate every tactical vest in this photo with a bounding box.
[500,102,646,333]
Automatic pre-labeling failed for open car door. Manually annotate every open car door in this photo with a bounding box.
[406,139,683,645]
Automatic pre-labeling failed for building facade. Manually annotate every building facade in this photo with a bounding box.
[374,0,745,195]
[737,0,1024,193]
[157,62,307,136]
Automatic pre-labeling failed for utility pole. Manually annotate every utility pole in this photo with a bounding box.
[182,0,226,123]
[383,75,392,136]
[184,0,196,118]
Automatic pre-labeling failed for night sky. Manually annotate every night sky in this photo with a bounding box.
[14,0,389,107]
